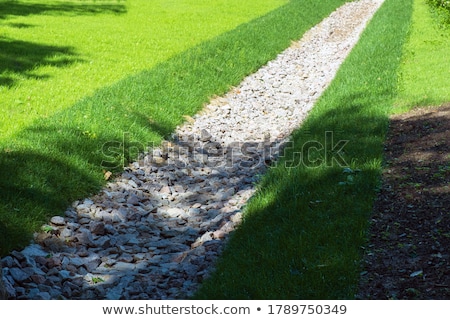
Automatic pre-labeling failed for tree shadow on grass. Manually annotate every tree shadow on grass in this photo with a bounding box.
[0,0,127,20]
[5,22,35,28]
[0,38,80,87]
[0,103,153,256]
[0,150,102,255]
[0,1,127,87]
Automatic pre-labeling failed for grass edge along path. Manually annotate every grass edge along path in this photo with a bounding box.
[193,0,414,299]
[0,0,349,256]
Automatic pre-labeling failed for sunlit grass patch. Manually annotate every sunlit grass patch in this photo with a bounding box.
[0,0,286,140]
[394,0,450,111]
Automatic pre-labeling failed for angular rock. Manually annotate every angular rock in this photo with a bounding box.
[21,244,49,258]
[50,216,66,226]
[9,267,32,283]
[89,221,105,235]
[75,228,94,246]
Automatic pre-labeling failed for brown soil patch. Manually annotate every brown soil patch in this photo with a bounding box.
[358,104,450,299]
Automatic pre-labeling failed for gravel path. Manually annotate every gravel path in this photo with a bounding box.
[1,0,384,300]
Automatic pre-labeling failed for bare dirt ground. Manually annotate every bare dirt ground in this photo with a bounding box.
[357,104,450,299]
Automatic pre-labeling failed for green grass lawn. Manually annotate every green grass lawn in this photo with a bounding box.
[0,0,286,141]
[0,0,348,256]
[394,0,450,112]
[194,0,415,299]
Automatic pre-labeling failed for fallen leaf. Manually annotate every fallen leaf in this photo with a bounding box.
[182,115,195,124]
[104,171,112,180]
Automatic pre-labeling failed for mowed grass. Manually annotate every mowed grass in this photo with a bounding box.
[194,0,414,299]
[0,0,286,255]
[0,0,286,140]
[0,0,349,256]
[394,0,450,112]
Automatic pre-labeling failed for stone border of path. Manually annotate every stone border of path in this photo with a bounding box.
[1,0,384,300]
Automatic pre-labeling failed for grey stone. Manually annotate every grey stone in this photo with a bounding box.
[10,251,25,262]
[21,244,49,258]
[113,262,136,272]
[118,253,134,263]
[50,216,66,226]
[36,291,52,300]
[200,129,212,142]
[75,228,94,246]
[111,208,127,222]
[89,221,105,235]
[9,267,31,283]
[69,257,85,268]
[84,255,102,273]
[26,288,41,299]
[94,236,111,249]
[166,207,185,218]
[60,228,74,238]
[127,180,139,189]
[59,270,71,280]
[1,256,15,268]
[127,194,140,205]
[106,275,134,300]
[3,274,16,299]
[31,274,47,284]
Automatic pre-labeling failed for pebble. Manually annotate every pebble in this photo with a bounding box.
[0,0,384,300]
